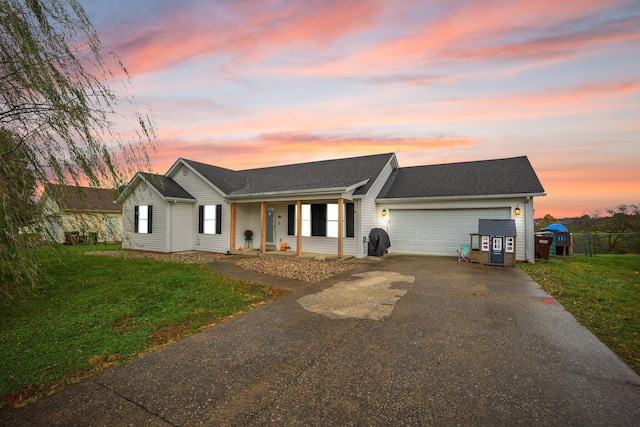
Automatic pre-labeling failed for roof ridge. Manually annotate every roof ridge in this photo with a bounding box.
[398,156,528,170]
[237,152,396,173]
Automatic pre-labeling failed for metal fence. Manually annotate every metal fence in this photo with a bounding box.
[573,232,640,256]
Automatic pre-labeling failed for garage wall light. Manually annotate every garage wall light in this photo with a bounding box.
[382,208,387,216]
[514,205,521,215]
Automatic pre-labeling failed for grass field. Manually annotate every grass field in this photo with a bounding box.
[520,255,640,375]
[0,245,285,411]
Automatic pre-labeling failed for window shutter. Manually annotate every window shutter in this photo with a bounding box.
[311,204,327,236]
[216,205,222,234]
[147,206,153,234]
[346,203,355,238]
[134,205,139,233]
[198,205,204,234]
[288,205,295,236]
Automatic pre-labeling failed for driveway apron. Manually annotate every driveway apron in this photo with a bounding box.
[3,255,640,426]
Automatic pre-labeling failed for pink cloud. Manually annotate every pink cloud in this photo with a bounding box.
[281,0,638,78]
[104,0,382,76]
[148,133,477,172]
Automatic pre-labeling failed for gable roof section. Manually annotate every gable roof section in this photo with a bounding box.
[478,219,517,237]
[177,160,245,195]
[378,156,545,200]
[135,173,196,201]
[181,153,396,197]
[44,184,120,212]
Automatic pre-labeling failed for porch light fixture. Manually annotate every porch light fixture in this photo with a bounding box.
[514,206,521,216]
[382,208,387,216]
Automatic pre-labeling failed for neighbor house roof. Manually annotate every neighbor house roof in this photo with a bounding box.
[478,219,518,237]
[44,184,120,212]
[180,153,396,197]
[138,173,196,201]
[377,156,545,200]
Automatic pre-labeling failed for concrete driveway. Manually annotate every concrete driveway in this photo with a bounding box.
[3,255,640,426]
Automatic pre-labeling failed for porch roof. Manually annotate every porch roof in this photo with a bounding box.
[181,153,396,198]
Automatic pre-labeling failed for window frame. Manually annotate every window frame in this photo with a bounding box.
[134,205,152,234]
[198,205,222,235]
[288,202,355,238]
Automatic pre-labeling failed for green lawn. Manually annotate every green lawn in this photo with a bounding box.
[520,255,640,375]
[0,245,285,411]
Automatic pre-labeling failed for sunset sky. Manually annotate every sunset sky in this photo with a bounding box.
[81,0,640,218]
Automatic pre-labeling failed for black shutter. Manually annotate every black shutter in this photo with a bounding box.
[134,205,139,233]
[147,206,153,234]
[198,206,204,234]
[311,204,327,236]
[216,205,222,234]
[346,203,355,238]
[288,205,295,236]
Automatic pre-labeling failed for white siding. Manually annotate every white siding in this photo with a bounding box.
[172,170,228,253]
[235,204,261,250]
[122,184,168,252]
[361,161,396,256]
[170,203,194,252]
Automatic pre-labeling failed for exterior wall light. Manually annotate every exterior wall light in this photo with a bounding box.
[514,206,521,215]
[382,208,387,216]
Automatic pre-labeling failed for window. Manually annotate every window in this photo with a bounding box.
[301,204,311,237]
[481,235,490,251]
[134,205,152,234]
[288,203,354,238]
[505,237,515,253]
[198,205,222,235]
[327,204,339,238]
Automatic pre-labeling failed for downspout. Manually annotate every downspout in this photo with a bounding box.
[167,201,172,253]
[296,200,302,256]
[525,197,533,263]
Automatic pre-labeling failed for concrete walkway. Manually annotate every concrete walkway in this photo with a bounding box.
[3,255,640,426]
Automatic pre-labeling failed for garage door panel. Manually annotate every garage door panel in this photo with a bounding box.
[390,208,511,256]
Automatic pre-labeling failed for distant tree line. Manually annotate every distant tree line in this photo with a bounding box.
[536,204,640,255]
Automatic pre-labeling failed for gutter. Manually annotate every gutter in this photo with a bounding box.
[377,192,546,204]
[226,180,369,202]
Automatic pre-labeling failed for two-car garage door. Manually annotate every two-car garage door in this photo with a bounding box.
[389,208,511,256]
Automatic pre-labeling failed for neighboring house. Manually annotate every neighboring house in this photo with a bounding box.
[41,184,122,244]
[119,153,545,261]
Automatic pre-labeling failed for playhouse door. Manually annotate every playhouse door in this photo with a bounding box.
[491,237,504,264]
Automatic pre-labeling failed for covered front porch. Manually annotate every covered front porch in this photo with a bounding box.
[227,198,358,260]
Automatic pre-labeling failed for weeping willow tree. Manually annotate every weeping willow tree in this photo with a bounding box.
[0,0,157,291]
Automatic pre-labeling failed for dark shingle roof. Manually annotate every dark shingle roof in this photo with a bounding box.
[179,160,245,195]
[182,153,395,197]
[140,173,195,200]
[378,156,544,199]
[478,219,517,237]
[45,184,120,212]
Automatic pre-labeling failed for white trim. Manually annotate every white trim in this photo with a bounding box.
[377,192,546,204]
[166,159,229,197]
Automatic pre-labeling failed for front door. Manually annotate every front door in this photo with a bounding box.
[266,207,275,245]
[491,237,504,264]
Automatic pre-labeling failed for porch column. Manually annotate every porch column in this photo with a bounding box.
[296,200,302,256]
[260,202,267,253]
[229,203,236,251]
[338,198,344,259]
